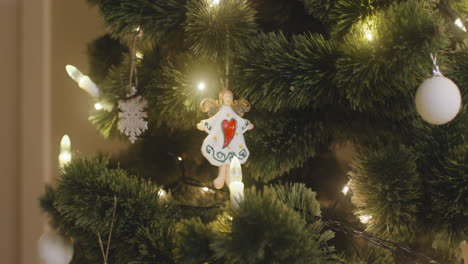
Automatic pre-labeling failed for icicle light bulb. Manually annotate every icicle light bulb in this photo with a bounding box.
[65,65,100,97]
[455,18,467,32]
[197,82,206,91]
[59,135,72,168]
[229,157,242,183]
[229,157,244,209]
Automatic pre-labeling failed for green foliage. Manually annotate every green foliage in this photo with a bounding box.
[409,109,468,261]
[175,218,214,263]
[215,186,336,263]
[329,0,379,37]
[96,0,186,40]
[264,183,336,249]
[300,0,338,22]
[98,55,135,102]
[176,184,338,264]
[428,143,468,260]
[447,45,468,103]
[336,0,448,112]
[345,248,393,264]
[88,108,122,139]
[52,158,180,263]
[185,0,257,60]
[235,32,341,111]
[39,185,61,229]
[114,126,213,185]
[133,220,178,263]
[245,110,328,181]
[145,53,219,130]
[264,182,322,221]
[87,34,128,83]
[349,146,421,242]
[50,0,468,262]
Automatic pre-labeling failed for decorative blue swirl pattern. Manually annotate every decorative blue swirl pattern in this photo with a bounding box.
[206,145,248,163]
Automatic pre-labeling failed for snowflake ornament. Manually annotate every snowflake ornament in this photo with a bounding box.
[118,95,148,143]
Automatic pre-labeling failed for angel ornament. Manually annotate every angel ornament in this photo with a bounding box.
[197,89,254,189]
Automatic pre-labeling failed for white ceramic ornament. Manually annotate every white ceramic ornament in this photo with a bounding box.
[197,90,253,189]
[38,230,74,264]
[200,105,251,166]
[415,75,461,125]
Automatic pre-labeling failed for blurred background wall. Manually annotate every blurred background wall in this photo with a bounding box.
[0,0,126,263]
[0,0,21,263]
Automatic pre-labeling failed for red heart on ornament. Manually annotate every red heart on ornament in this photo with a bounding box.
[222,119,237,148]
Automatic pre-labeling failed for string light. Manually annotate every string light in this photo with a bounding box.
[362,20,374,41]
[455,18,467,32]
[365,30,373,41]
[197,82,206,91]
[177,156,183,161]
[342,180,351,195]
[229,157,244,209]
[209,0,220,7]
[65,65,100,97]
[359,215,373,224]
[342,185,350,195]
[158,189,167,197]
[94,103,103,110]
[202,187,210,192]
[136,51,144,59]
[59,135,72,168]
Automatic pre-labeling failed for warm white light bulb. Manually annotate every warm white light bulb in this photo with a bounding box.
[455,18,467,32]
[66,65,84,82]
[229,157,244,209]
[94,103,103,110]
[65,65,100,97]
[359,215,372,224]
[202,187,210,192]
[342,185,349,195]
[158,189,167,197]
[59,135,72,168]
[60,135,71,152]
[229,157,242,183]
[136,51,144,59]
[210,0,220,7]
[59,152,72,168]
[365,31,373,41]
[177,156,183,161]
[197,82,206,91]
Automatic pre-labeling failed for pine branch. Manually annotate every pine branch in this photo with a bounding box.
[322,219,444,264]
[185,0,257,60]
[96,0,186,40]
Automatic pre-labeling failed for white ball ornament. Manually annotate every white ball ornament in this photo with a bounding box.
[415,75,461,125]
[38,230,74,264]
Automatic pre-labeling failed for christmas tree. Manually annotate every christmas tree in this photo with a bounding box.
[40,0,468,263]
